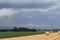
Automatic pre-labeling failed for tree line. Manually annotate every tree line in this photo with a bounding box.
[0,27,37,32]
[0,27,60,32]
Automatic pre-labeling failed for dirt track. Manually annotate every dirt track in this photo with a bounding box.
[0,33,60,40]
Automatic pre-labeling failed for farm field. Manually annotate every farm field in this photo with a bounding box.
[0,32,60,40]
[0,31,45,39]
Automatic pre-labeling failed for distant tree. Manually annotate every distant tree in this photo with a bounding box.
[13,27,18,31]
[18,27,28,31]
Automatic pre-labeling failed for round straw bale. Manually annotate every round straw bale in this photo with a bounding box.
[58,31,60,35]
[45,31,49,35]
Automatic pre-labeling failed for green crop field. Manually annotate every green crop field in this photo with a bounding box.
[0,31,45,39]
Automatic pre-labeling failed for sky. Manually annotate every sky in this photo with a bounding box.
[0,0,60,29]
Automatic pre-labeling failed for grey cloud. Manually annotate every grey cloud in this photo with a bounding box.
[0,0,56,9]
[0,0,60,29]
[0,9,60,29]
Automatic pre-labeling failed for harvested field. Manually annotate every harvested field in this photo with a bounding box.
[0,33,60,40]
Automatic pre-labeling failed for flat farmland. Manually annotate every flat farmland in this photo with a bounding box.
[0,31,45,39]
[0,32,60,40]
